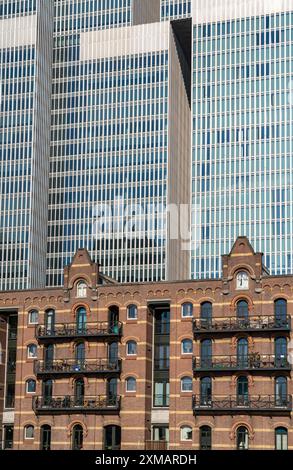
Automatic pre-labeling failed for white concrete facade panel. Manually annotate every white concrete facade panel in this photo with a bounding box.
[0,15,37,49]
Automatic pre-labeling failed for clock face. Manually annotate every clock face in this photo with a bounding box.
[236,271,249,290]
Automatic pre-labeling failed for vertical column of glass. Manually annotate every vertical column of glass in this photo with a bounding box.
[153,307,170,407]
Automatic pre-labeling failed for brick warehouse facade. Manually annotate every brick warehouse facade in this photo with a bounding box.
[0,237,292,450]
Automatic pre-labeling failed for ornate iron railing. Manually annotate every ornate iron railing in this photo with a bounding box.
[193,316,291,334]
[36,322,123,340]
[33,395,121,414]
[34,358,121,376]
[193,354,291,372]
[192,395,292,413]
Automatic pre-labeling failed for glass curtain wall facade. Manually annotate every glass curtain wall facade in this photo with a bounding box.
[160,1,191,21]
[191,0,293,279]
[0,0,53,290]
[47,0,178,285]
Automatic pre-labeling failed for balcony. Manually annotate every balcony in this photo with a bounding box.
[193,316,291,335]
[33,395,121,415]
[193,355,291,373]
[34,358,121,377]
[192,395,292,414]
[36,322,123,342]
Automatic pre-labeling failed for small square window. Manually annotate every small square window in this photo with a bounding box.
[127,305,137,320]
[28,310,38,325]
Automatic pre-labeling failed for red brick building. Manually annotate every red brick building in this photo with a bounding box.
[0,237,292,450]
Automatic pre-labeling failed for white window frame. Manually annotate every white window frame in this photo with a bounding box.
[126,377,137,392]
[27,344,37,359]
[181,303,193,318]
[28,310,39,325]
[181,377,193,392]
[181,339,193,355]
[127,305,138,320]
[181,426,193,441]
[126,341,137,356]
[24,425,35,439]
[26,379,36,394]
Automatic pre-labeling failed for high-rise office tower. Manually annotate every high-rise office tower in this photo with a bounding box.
[160,0,191,21]
[0,0,53,290]
[47,0,190,285]
[0,1,191,289]
[191,0,293,279]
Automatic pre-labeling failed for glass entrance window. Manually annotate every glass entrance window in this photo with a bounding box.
[42,379,53,405]
[40,425,51,451]
[153,426,169,443]
[200,377,212,405]
[200,302,212,327]
[107,378,118,403]
[154,381,169,407]
[275,376,287,406]
[45,309,55,334]
[76,307,87,333]
[108,342,118,364]
[237,376,249,405]
[74,378,84,406]
[237,300,249,320]
[200,339,212,367]
[274,299,287,324]
[44,344,54,367]
[237,338,248,367]
[75,342,85,366]
[4,425,13,449]
[275,427,288,450]
[275,337,287,367]
[104,425,121,450]
[200,426,212,450]
[72,424,83,450]
[237,426,249,450]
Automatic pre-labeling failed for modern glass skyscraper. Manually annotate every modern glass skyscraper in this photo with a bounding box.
[48,10,191,285]
[191,0,293,278]
[160,1,191,21]
[0,0,53,290]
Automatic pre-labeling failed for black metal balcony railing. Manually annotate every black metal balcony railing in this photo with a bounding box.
[33,395,121,414]
[192,395,292,413]
[193,355,291,372]
[34,358,121,376]
[193,316,291,334]
[36,322,123,341]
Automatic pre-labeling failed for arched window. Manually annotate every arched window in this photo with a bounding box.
[126,340,137,356]
[200,302,212,327]
[181,302,193,318]
[275,337,287,367]
[237,338,249,367]
[75,342,85,365]
[104,425,121,450]
[24,425,34,439]
[275,376,287,406]
[237,300,249,319]
[237,376,249,404]
[236,426,249,450]
[40,425,51,450]
[45,309,55,334]
[42,379,53,405]
[126,377,136,392]
[180,426,192,441]
[74,378,84,405]
[200,339,212,367]
[181,376,193,392]
[181,339,193,355]
[236,271,249,290]
[274,299,287,324]
[76,280,87,298]
[107,378,118,403]
[200,426,212,450]
[26,379,36,394]
[44,344,54,367]
[200,377,212,405]
[72,424,83,450]
[108,306,119,333]
[76,307,87,333]
[127,304,138,320]
[28,309,38,325]
[27,344,37,359]
[108,341,118,363]
[275,427,288,450]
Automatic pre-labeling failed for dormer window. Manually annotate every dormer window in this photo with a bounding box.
[76,280,87,298]
[236,271,249,290]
